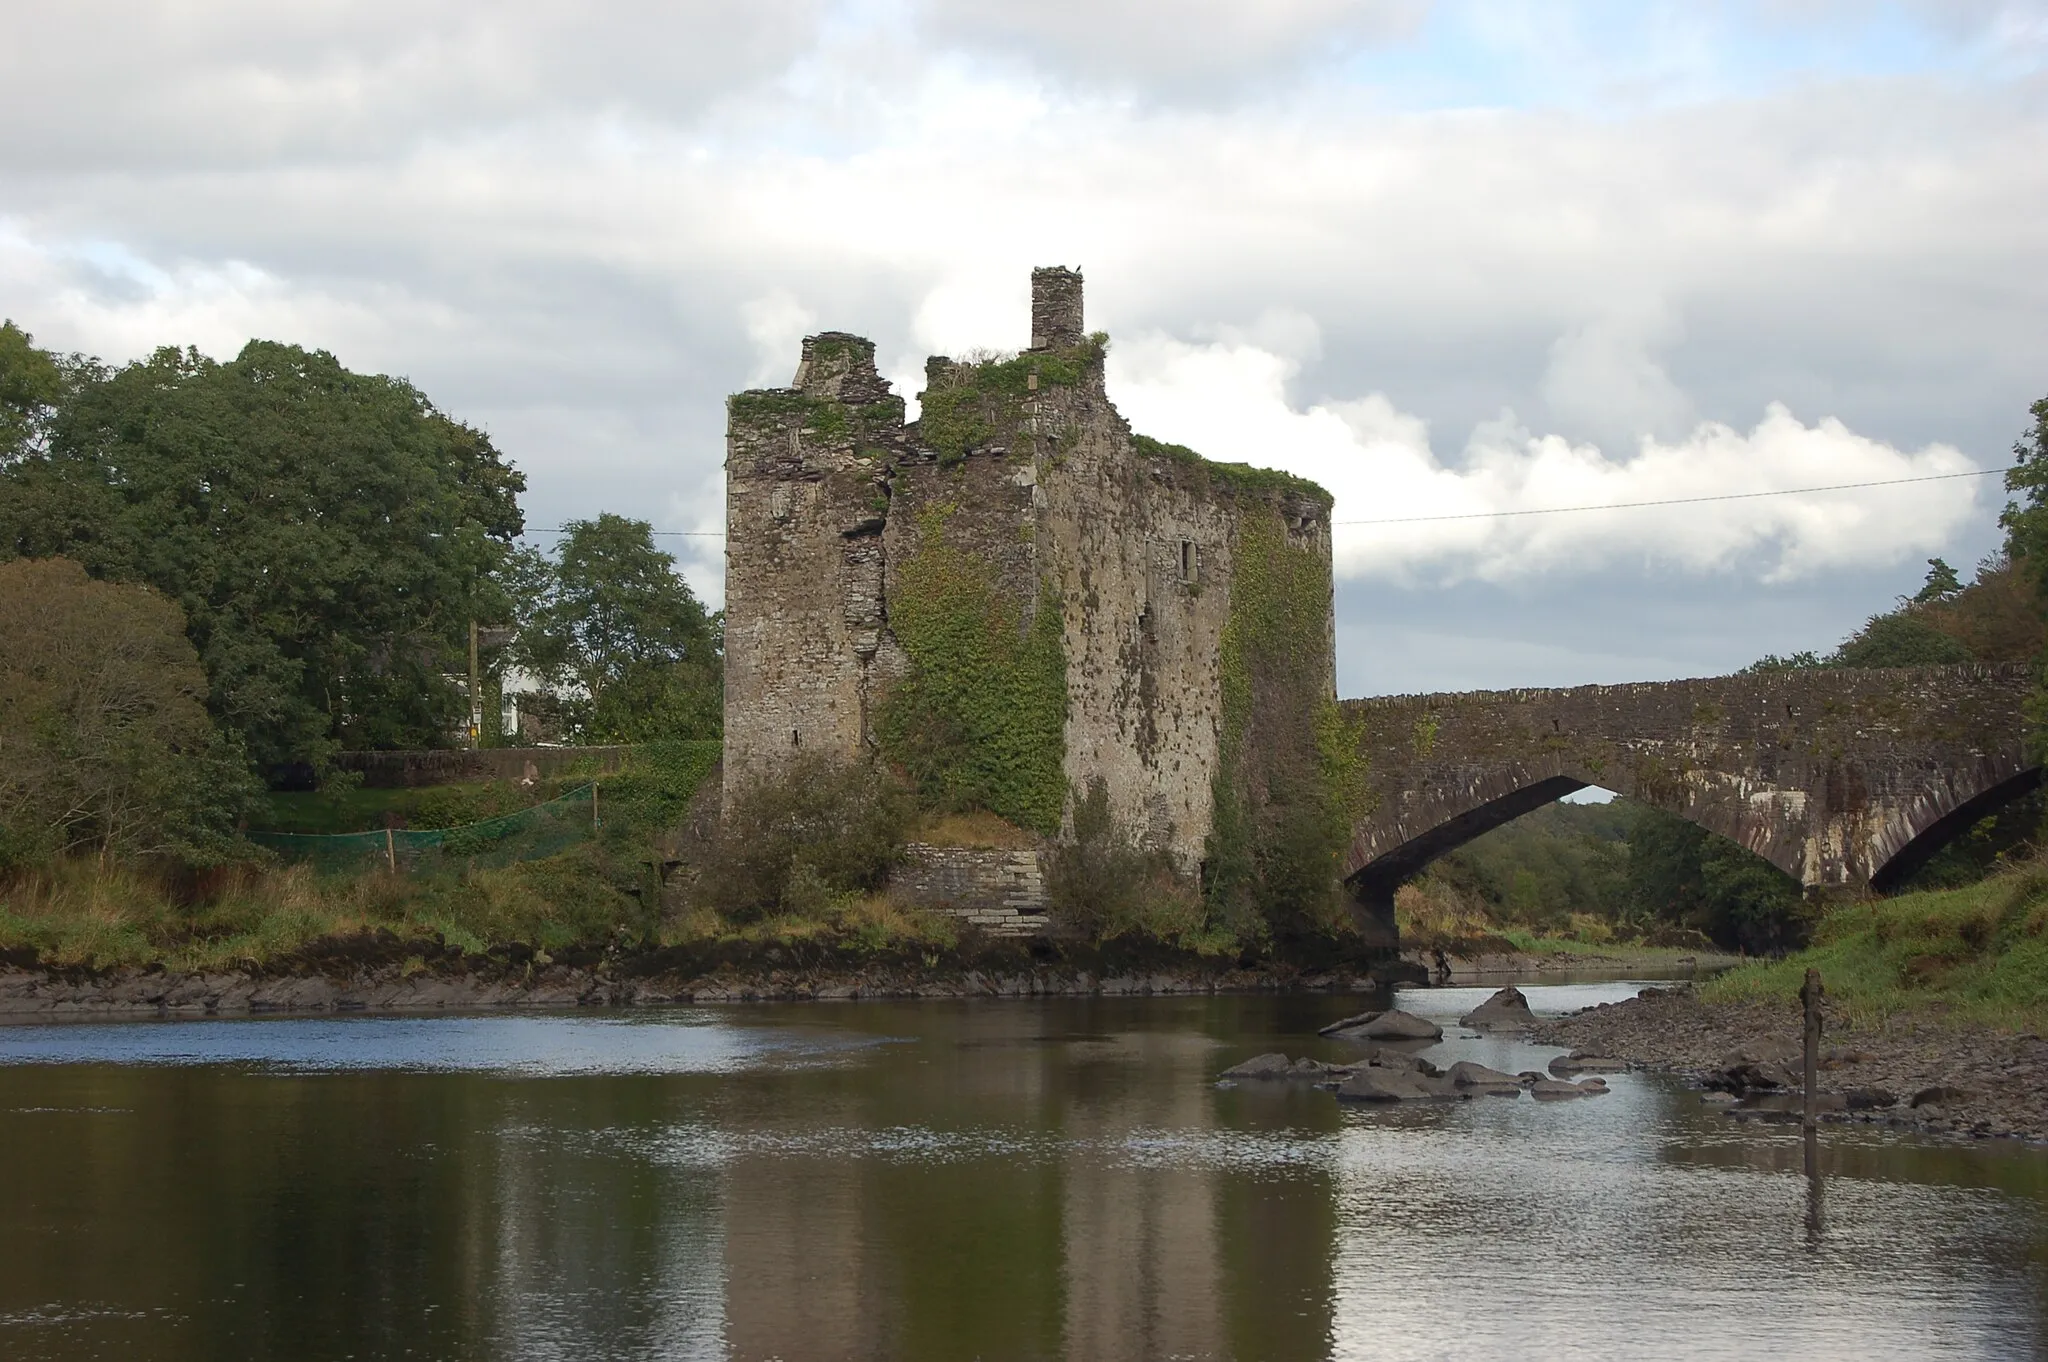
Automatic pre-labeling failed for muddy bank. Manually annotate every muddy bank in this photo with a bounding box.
[0,935,1399,1020]
[1403,947,1742,983]
[1532,986,2048,1143]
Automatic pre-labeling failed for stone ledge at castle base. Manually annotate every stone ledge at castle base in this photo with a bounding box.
[0,959,1402,1018]
[892,842,1049,937]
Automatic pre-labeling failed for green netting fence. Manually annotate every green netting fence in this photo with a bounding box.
[249,783,600,876]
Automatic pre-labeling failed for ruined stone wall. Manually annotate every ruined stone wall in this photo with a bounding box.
[723,334,906,784]
[892,843,1047,936]
[723,270,1337,873]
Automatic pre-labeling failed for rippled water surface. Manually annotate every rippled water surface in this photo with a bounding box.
[3,983,2046,1361]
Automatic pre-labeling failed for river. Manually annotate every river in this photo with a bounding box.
[2,980,2045,1361]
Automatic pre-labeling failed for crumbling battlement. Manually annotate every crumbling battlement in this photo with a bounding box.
[723,269,1337,870]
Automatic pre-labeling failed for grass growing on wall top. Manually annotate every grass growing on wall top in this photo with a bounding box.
[916,340,1099,465]
[1130,434,1334,508]
[877,506,1068,833]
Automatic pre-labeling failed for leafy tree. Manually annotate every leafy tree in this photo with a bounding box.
[1834,610,1974,667]
[0,341,526,775]
[0,558,257,867]
[0,320,66,463]
[1624,807,1807,954]
[513,514,721,742]
[2001,394,2048,593]
[1914,557,1963,603]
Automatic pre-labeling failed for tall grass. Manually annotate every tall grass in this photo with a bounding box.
[0,846,644,971]
[1702,860,2048,1029]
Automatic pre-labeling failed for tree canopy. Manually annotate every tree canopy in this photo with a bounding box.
[0,339,527,775]
[511,514,721,743]
[0,558,256,868]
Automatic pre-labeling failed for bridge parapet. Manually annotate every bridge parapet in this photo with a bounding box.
[1342,664,2036,900]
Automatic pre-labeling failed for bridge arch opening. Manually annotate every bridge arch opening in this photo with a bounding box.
[1342,774,1797,949]
[1870,767,2044,893]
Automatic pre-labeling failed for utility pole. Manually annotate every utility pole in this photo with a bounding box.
[469,619,482,750]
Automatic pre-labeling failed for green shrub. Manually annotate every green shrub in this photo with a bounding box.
[694,756,914,921]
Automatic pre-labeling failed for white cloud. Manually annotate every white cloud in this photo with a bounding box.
[2,2,2043,688]
[916,0,1428,94]
[1108,329,1981,583]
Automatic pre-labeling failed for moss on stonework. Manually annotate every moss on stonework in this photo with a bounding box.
[877,506,1068,833]
[729,391,903,448]
[1204,509,1362,939]
[1131,434,1334,510]
[915,340,1101,466]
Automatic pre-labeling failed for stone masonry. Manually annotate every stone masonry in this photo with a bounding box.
[893,843,1048,937]
[723,268,1336,870]
[1344,664,2039,904]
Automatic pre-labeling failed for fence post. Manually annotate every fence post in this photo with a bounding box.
[1800,967,1823,1131]
[385,826,397,874]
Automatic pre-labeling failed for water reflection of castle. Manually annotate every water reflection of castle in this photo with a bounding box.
[474,1019,1335,1360]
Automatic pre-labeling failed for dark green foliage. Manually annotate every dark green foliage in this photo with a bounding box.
[0,340,527,775]
[1624,807,1811,954]
[876,509,1067,832]
[1915,557,1964,603]
[588,740,722,852]
[512,514,722,744]
[694,757,914,921]
[1204,511,1358,941]
[1834,611,1974,667]
[0,320,65,463]
[2001,394,2048,595]
[0,557,258,868]
[1433,800,1632,930]
[1044,778,1151,938]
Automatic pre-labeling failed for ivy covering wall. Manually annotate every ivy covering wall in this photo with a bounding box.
[877,507,1068,833]
[1205,509,1369,938]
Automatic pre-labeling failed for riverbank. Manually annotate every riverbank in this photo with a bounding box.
[0,932,1398,1019]
[1400,944,1741,983]
[1533,986,2048,1142]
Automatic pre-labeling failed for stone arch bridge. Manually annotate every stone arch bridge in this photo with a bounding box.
[1341,664,2038,932]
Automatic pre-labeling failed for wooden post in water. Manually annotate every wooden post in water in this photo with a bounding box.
[1800,967,1824,1131]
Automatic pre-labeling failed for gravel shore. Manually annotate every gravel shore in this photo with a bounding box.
[1530,986,2048,1143]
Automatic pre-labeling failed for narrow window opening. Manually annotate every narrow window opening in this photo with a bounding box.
[791,728,801,748]
[1179,539,1197,583]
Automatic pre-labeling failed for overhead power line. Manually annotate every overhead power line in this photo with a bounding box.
[521,465,2017,540]
[1332,466,2013,527]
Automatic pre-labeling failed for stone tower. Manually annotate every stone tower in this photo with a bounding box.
[723,270,1336,871]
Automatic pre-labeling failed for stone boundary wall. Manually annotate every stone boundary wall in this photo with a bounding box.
[334,746,635,789]
[894,843,1049,937]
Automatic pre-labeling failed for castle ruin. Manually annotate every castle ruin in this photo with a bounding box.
[722,269,1341,878]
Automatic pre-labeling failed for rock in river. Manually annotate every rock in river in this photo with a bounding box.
[1530,1077,1611,1100]
[1549,1051,1628,1076]
[1459,986,1538,1034]
[1335,1068,1460,1103]
[1327,1008,1443,1043]
[1220,1053,1296,1079]
[1446,1061,1523,1096]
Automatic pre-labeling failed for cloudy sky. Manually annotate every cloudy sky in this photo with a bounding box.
[4,0,2045,697]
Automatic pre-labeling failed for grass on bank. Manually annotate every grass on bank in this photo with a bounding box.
[1392,875,1716,961]
[1702,861,2048,1030]
[0,851,967,974]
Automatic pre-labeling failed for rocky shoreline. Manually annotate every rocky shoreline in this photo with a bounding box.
[0,951,1396,1020]
[1531,985,2048,1144]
